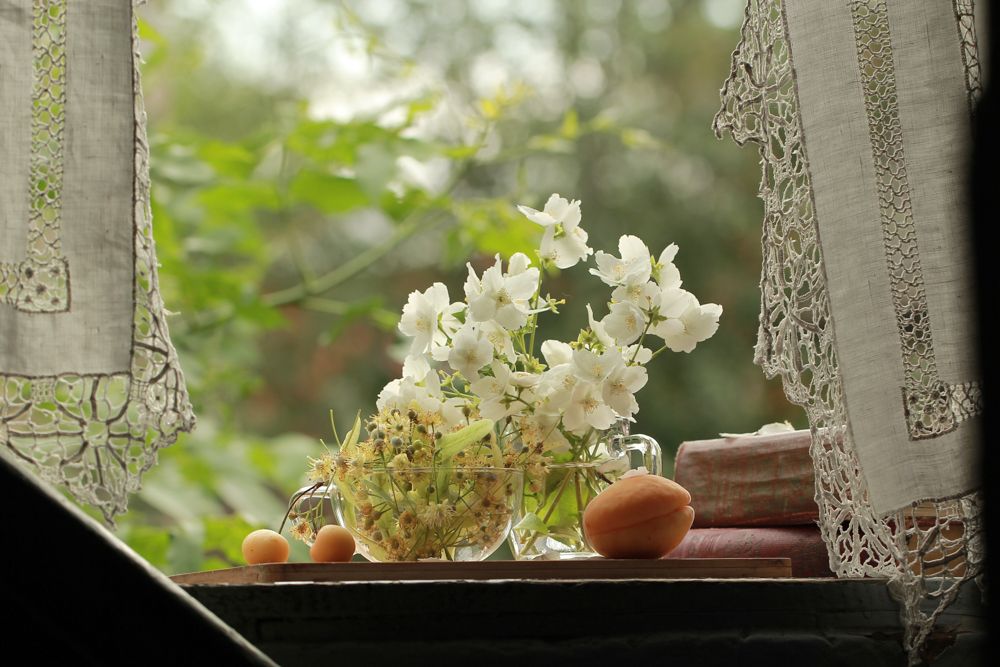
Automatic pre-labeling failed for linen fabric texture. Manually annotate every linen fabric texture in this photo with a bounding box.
[1,0,194,523]
[715,0,984,662]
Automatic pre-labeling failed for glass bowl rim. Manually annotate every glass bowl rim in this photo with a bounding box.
[335,464,523,475]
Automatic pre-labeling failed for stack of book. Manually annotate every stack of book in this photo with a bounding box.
[668,429,834,577]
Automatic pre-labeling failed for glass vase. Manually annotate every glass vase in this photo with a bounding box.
[509,420,661,560]
[291,466,523,562]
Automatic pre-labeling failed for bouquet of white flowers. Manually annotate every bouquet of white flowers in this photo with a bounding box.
[379,193,721,458]
[293,193,721,560]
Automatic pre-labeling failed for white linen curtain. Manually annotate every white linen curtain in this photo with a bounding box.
[714,1,985,662]
[1,0,194,523]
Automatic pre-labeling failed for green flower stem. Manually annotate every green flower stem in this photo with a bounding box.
[573,471,585,541]
[648,343,671,362]
[519,467,574,554]
[526,266,545,358]
[630,317,654,364]
[279,481,323,534]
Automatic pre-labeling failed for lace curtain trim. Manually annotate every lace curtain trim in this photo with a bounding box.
[0,0,71,312]
[0,0,195,524]
[713,0,984,662]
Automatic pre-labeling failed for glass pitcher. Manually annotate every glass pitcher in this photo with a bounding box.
[509,419,661,560]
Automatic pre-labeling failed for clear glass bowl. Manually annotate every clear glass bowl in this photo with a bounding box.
[293,466,523,562]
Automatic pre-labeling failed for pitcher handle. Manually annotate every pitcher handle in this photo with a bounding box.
[287,483,335,545]
[619,433,662,476]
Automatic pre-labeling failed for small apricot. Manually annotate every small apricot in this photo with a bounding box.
[310,524,356,563]
[241,529,290,565]
[584,473,694,559]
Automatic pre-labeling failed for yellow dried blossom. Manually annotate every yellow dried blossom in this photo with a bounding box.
[307,452,337,484]
[290,520,315,544]
[418,501,455,528]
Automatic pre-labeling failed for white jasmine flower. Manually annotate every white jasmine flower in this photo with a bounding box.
[376,378,406,411]
[398,283,462,378]
[478,320,517,362]
[515,413,571,453]
[540,339,574,367]
[510,371,541,388]
[651,288,723,353]
[402,353,432,381]
[469,361,520,420]
[572,347,624,384]
[517,193,581,227]
[507,370,542,408]
[419,373,468,428]
[534,363,578,416]
[448,324,494,379]
[602,364,648,417]
[517,194,593,269]
[465,255,540,330]
[653,243,682,289]
[563,381,617,433]
[376,375,466,428]
[398,283,454,353]
[623,343,654,364]
[507,252,532,275]
[658,286,697,320]
[611,280,661,309]
[585,304,615,348]
[590,235,652,287]
[601,300,646,345]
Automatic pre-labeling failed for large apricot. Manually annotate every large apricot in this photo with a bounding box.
[583,473,694,559]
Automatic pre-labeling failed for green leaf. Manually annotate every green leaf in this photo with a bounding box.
[620,127,662,150]
[167,521,206,575]
[317,297,392,343]
[197,142,259,179]
[341,411,363,455]
[232,295,286,329]
[288,169,367,213]
[139,465,224,523]
[216,476,287,526]
[525,135,575,154]
[444,144,479,159]
[448,198,540,260]
[355,143,397,199]
[514,512,549,535]
[559,109,580,139]
[203,515,256,567]
[436,419,493,461]
[120,524,171,570]
[362,480,397,507]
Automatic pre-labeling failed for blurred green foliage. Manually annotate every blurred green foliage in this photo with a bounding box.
[118,0,802,573]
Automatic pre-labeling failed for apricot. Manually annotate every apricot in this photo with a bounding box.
[583,473,694,559]
[310,524,356,563]
[241,529,290,565]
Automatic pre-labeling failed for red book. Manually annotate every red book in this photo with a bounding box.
[673,430,819,528]
[668,526,832,578]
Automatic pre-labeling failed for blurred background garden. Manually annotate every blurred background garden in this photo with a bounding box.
[120,0,802,572]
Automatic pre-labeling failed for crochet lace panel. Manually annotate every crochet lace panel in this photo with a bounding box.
[713,0,983,662]
[0,0,71,311]
[0,0,195,524]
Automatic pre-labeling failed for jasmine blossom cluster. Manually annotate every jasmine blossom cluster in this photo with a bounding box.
[390,193,722,458]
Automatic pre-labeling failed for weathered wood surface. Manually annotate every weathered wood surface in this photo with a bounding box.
[170,557,792,585]
[183,577,986,667]
[670,526,833,577]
